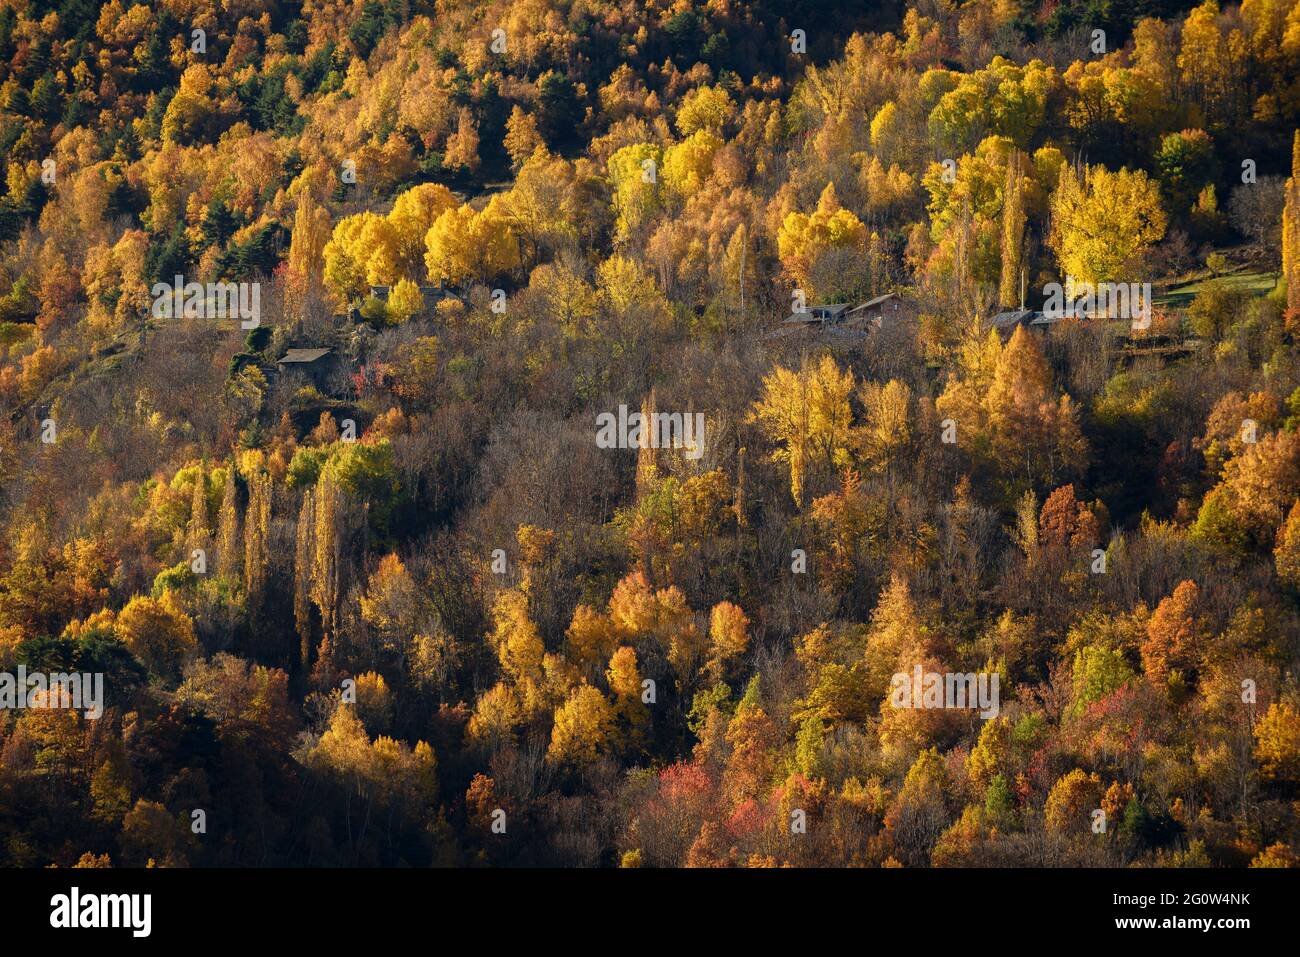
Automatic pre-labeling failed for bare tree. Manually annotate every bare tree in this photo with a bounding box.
[1229,176,1285,269]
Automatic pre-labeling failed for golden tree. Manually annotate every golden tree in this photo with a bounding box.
[752,354,855,506]
[116,593,197,677]
[984,326,1088,487]
[215,461,240,579]
[1274,499,1300,588]
[706,601,750,681]
[504,106,544,170]
[443,107,481,173]
[294,489,315,669]
[1043,768,1103,835]
[242,465,272,603]
[287,191,332,284]
[1284,131,1300,313]
[547,684,616,768]
[776,183,869,297]
[998,150,1026,307]
[606,645,648,741]
[1254,702,1300,780]
[1050,163,1166,284]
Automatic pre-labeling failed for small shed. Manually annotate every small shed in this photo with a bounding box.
[845,292,914,329]
[783,303,850,326]
[277,347,336,389]
[278,347,332,367]
[989,309,1035,334]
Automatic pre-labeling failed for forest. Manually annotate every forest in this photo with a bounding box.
[0,0,1298,869]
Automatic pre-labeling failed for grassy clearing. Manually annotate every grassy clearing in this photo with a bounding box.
[1156,269,1279,308]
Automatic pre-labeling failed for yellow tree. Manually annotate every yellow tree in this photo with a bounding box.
[860,155,917,218]
[527,263,598,339]
[501,150,588,263]
[466,683,525,749]
[984,325,1088,486]
[475,196,524,279]
[243,465,272,603]
[751,354,855,506]
[1043,768,1103,835]
[870,101,903,166]
[424,200,520,286]
[287,192,332,284]
[185,463,210,553]
[777,183,868,296]
[1254,702,1300,780]
[675,85,735,136]
[856,379,914,476]
[504,106,544,171]
[999,150,1026,307]
[358,553,422,649]
[883,746,950,864]
[566,604,619,675]
[967,716,1013,793]
[1133,17,1178,91]
[323,212,400,305]
[388,183,458,277]
[1275,499,1300,588]
[606,645,647,741]
[115,593,197,677]
[936,325,1005,450]
[864,573,928,699]
[1284,131,1300,313]
[662,130,723,203]
[706,601,750,681]
[490,589,546,714]
[294,488,315,669]
[353,671,394,734]
[215,461,240,578]
[444,107,481,173]
[1050,163,1166,284]
[1208,430,1300,544]
[547,684,616,768]
[424,205,478,286]
[607,142,663,241]
[311,469,346,657]
[1177,0,1247,128]
[386,279,425,324]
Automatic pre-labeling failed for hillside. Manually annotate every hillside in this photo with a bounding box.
[0,0,1298,870]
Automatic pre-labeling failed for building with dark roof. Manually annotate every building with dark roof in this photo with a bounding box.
[783,303,851,326]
